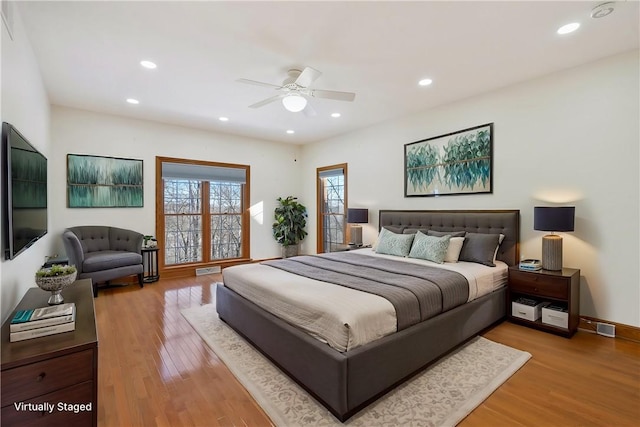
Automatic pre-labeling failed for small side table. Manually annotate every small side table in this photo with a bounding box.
[507,266,580,337]
[141,248,160,283]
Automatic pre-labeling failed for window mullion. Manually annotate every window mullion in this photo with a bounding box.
[203,180,211,263]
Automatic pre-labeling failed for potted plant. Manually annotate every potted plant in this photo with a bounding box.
[272,196,308,258]
[143,235,158,248]
[35,264,78,305]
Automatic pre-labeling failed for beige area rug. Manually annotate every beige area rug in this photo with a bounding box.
[182,299,531,427]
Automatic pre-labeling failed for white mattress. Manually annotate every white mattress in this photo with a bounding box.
[222,249,508,352]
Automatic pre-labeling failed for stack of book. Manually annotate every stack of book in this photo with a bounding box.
[9,303,76,342]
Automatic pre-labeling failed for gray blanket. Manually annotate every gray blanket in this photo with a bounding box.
[262,253,469,331]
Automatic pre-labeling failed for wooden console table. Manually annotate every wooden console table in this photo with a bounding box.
[1,279,98,426]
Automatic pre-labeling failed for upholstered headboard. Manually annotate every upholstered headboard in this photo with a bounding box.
[379,210,520,266]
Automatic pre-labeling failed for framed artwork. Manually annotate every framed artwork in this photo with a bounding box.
[404,123,493,197]
[67,154,143,207]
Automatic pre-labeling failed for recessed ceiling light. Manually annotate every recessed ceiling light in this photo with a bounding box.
[286,130,295,134]
[140,60,157,69]
[219,117,229,122]
[557,22,580,35]
[418,78,433,86]
[126,98,139,104]
[331,113,341,118]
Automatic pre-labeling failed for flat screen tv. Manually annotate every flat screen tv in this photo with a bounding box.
[2,122,48,260]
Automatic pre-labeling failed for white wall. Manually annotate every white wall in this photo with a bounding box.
[50,107,302,262]
[1,7,52,322]
[301,50,640,327]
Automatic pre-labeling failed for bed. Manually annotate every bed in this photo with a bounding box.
[216,209,519,421]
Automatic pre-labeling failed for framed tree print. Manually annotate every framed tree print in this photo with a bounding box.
[404,123,493,197]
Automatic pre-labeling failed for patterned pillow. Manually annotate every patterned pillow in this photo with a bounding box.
[408,231,451,264]
[375,227,415,257]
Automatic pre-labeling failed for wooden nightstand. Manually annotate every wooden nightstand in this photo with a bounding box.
[507,266,580,337]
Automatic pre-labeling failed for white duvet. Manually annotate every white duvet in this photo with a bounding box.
[221,248,507,352]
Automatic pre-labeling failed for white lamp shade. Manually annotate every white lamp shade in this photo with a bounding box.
[282,94,307,112]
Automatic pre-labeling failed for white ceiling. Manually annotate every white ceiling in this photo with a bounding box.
[16,1,639,145]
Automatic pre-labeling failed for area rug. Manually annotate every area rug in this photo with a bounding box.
[182,298,531,427]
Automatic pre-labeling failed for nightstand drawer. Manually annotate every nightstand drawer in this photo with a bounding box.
[509,270,568,299]
[1,349,94,404]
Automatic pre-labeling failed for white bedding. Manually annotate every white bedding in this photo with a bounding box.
[222,248,508,352]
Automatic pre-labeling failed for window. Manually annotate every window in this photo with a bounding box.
[157,157,249,271]
[317,164,347,253]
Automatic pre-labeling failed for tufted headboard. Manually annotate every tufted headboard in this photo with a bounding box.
[379,210,520,266]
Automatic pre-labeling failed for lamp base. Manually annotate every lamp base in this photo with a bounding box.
[349,225,363,247]
[542,234,563,271]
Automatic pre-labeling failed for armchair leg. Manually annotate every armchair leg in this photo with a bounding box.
[138,273,144,288]
[93,281,98,298]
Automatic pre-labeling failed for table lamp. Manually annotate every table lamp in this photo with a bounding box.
[347,208,368,247]
[534,206,575,271]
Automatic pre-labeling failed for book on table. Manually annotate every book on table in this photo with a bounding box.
[9,303,76,341]
[10,321,76,342]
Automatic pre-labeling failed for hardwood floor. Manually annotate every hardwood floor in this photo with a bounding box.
[95,275,640,426]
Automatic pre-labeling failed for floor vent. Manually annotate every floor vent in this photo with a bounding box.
[195,266,221,276]
[596,322,615,338]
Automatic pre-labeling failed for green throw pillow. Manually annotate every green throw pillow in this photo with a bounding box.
[375,227,415,257]
[408,231,451,264]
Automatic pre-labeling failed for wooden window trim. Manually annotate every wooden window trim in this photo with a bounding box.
[316,163,348,254]
[156,156,250,276]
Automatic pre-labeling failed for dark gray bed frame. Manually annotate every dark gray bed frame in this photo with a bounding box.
[216,209,519,421]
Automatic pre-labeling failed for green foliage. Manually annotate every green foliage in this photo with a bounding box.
[406,144,440,191]
[441,129,491,190]
[36,264,76,278]
[272,196,308,246]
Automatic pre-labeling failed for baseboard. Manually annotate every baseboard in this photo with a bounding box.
[579,316,640,342]
[160,258,255,279]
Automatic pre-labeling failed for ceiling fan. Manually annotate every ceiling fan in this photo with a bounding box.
[237,67,356,115]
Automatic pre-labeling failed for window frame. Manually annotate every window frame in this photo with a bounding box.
[316,163,348,253]
[156,156,250,278]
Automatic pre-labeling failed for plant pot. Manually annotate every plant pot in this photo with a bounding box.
[281,245,299,259]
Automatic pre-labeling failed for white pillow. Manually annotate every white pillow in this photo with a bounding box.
[444,237,465,263]
[493,233,505,262]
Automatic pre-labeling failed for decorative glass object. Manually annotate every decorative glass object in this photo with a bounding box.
[35,265,77,305]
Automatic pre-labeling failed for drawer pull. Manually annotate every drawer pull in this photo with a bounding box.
[36,372,46,382]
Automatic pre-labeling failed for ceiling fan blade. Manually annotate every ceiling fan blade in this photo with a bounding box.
[237,78,282,89]
[311,89,356,102]
[295,67,322,88]
[249,94,285,108]
[303,102,317,118]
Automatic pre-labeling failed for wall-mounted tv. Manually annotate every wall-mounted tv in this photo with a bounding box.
[2,122,48,260]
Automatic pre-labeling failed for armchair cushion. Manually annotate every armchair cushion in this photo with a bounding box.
[83,250,143,273]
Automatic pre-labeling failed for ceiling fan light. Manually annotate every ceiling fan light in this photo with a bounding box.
[282,93,307,112]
